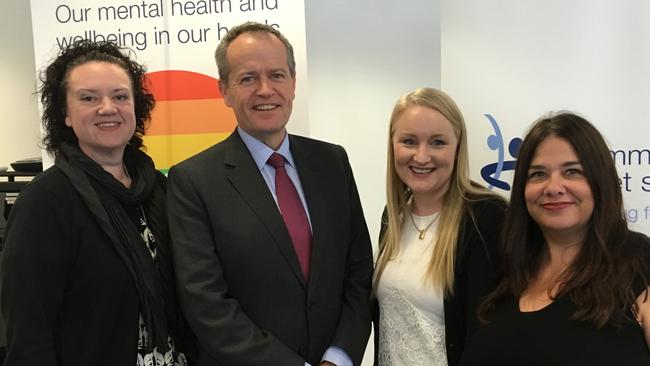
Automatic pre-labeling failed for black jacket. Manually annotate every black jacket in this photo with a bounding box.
[0,166,194,365]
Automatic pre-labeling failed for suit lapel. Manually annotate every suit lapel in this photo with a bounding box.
[223,132,307,287]
[289,136,329,292]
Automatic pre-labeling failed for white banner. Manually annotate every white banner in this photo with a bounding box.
[30,0,308,171]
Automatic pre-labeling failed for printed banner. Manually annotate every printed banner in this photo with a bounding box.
[30,0,308,171]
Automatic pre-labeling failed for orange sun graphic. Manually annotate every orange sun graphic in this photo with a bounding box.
[143,70,235,172]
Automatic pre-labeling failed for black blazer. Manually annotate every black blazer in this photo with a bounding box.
[167,130,373,366]
[1,167,170,365]
[374,197,506,366]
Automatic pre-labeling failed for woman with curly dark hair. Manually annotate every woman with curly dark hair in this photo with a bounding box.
[0,40,192,366]
[461,112,650,365]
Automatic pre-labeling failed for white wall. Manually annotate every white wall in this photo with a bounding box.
[0,0,41,169]
[305,0,441,250]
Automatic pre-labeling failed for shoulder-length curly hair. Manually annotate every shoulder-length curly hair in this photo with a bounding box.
[39,40,155,157]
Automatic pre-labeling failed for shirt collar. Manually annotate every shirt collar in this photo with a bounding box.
[237,126,296,170]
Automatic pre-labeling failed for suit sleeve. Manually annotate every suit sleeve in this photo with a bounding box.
[329,147,374,365]
[167,164,304,366]
[1,184,71,366]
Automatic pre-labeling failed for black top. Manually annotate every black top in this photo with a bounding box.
[460,233,650,366]
[460,295,650,366]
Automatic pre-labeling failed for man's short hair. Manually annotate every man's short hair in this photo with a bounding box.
[214,22,296,84]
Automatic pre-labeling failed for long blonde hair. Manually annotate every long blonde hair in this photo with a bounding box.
[374,87,497,296]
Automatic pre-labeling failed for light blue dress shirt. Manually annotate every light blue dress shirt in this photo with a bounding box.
[238,127,312,228]
[238,127,353,366]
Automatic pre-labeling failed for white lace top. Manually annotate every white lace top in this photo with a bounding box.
[376,212,447,366]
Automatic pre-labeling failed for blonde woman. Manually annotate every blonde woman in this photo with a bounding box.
[374,88,506,366]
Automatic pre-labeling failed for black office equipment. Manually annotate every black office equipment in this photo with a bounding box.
[9,157,42,173]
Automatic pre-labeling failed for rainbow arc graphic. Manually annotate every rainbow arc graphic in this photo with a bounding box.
[143,70,235,172]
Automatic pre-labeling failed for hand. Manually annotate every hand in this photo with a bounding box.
[635,286,650,348]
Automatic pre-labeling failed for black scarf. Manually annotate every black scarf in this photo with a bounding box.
[55,143,180,353]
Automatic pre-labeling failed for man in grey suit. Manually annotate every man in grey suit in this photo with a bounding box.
[167,22,373,366]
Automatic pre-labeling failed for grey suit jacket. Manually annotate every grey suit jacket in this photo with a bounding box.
[167,130,373,366]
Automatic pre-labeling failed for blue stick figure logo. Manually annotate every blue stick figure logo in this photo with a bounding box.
[481,114,522,191]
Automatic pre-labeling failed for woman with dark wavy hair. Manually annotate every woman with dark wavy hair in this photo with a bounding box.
[0,40,192,365]
[461,112,650,365]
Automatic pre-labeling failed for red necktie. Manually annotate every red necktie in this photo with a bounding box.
[267,153,312,279]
